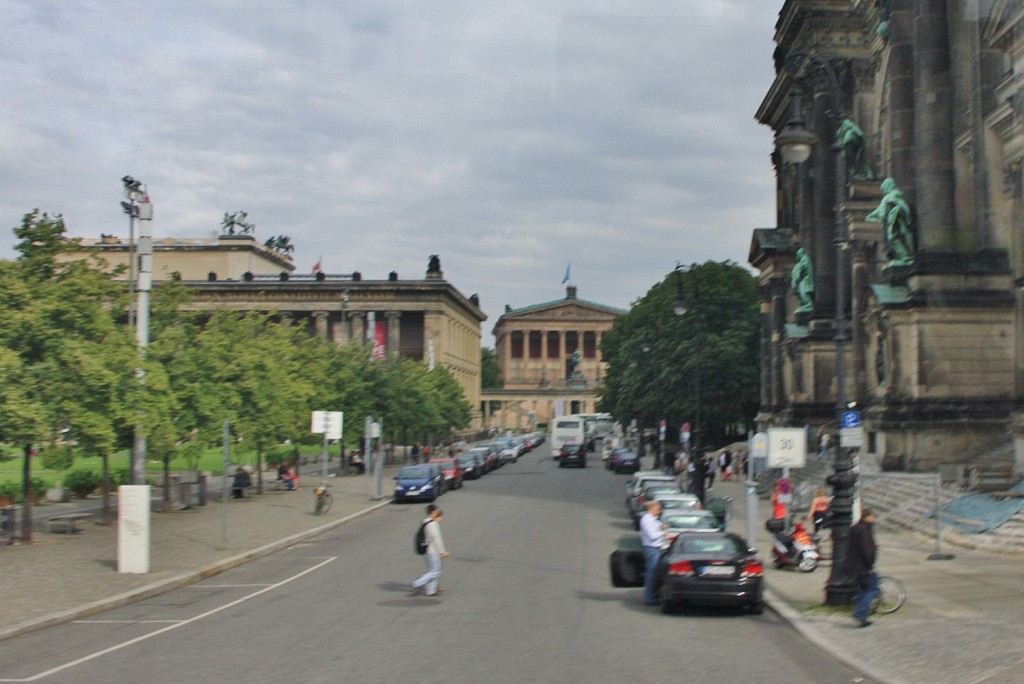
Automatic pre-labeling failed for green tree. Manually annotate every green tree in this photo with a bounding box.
[0,211,138,538]
[599,261,759,449]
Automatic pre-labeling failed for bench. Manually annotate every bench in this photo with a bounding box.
[45,512,92,534]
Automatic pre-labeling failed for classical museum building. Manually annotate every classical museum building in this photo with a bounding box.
[750,1,1023,473]
[488,285,625,429]
[68,234,487,425]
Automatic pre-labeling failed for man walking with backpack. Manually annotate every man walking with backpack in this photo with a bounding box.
[412,504,449,596]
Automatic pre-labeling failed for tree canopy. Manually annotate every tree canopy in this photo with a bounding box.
[598,261,760,450]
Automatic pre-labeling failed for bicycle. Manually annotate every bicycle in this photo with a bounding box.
[870,575,906,615]
[313,483,333,515]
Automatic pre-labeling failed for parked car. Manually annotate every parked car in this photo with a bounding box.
[478,443,504,470]
[656,493,703,513]
[428,457,464,490]
[627,477,680,519]
[656,531,764,615]
[393,464,446,503]
[456,452,484,480]
[497,444,519,464]
[558,442,587,468]
[609,449,640,474]
[661,509,723,542]
[625,472,676,505]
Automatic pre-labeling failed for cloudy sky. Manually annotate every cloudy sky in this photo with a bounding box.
[2,0,781,338]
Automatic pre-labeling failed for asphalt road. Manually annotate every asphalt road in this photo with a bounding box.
[0,445,877,684]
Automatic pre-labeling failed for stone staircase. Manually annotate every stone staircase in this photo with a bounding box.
[784,458,1024,556]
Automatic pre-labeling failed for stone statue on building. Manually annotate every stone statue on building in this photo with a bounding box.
[566,349,582,380]
[865,178,915,266]
[222,210,255,236]
[838,118,875,182]
[790,247,815,313]
[428,255,441,273]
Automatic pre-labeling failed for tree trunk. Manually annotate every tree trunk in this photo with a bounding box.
[257,446,264,495]
[21,443,32,543]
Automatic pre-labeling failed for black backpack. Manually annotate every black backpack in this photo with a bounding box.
[415,520,429,555]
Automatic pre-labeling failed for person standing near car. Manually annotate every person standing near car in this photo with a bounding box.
[845,508,879,627]
[412,504,450,597]
[639,500,667,606]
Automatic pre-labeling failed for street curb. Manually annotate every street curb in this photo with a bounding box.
[763,588,908,684]
[0,498,393,643]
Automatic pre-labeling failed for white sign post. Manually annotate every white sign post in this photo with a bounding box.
[117,485,151,573]
[312,411,343,481]
[767,427,807,469]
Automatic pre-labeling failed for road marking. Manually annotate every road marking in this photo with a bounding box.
[0,557,337,682]
[186,584,273,588]
[71,620,183,625]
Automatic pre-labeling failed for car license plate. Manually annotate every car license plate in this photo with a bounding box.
[700,566,734,577]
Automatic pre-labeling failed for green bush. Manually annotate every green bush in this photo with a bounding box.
[0,481,20,504]
[110,467,132,488]
[40,446,75,472]
[265,445,295,467]
[64,469,102,498]
[30,477,47,502]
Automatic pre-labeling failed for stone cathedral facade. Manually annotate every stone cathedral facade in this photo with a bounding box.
[750,1,1023,473]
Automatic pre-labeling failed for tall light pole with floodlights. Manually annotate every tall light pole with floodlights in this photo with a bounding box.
[672,263,705,506]
[774,51,857,605]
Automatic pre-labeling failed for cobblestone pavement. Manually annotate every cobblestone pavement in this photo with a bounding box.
[3,466,1023,684]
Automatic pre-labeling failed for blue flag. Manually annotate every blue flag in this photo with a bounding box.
[561,262,571,284]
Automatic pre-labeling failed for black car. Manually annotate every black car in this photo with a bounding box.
[456,452,483,480]
[558,442,586,468]
[656,531,764,615]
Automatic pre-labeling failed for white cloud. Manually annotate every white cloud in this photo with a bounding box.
[0,0,782,340]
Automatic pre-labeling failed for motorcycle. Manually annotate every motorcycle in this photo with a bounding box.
[770,521,820,573]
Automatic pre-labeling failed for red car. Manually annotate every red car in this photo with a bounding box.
[428,457,464,490]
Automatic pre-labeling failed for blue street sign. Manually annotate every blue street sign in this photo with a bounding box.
[842,411,861,428]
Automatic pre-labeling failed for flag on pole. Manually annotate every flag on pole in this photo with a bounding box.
[561,262,571,284]
[312,256,322,274]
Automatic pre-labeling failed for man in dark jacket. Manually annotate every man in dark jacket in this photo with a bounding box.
[845,508,879,627]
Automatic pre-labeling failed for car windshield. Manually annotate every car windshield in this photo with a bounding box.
[399,466,432,478]
[457,456,475,466]
[660,497,700,509]
[663,513,718,530]
[674,535,745,555]
[645,485,681,498]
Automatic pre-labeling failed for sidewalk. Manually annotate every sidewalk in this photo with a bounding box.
[713,477,1024,684]
[3,465,1024,684]
[0,460,401,641]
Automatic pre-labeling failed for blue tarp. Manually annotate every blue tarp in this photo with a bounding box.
[939,481,1024,533]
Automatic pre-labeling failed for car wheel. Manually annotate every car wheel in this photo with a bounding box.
[747,601,765,615]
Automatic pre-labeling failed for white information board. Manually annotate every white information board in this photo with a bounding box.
[311,411,343,440]
[767,427,807,469]
[117,485,151,574]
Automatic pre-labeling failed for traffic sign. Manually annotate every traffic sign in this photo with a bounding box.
[842,411,861,428]
[840,427,865,448]
[766,427,806,469]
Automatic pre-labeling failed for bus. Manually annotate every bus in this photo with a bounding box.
[551,416,587,450]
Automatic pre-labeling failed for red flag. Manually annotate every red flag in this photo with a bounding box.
[311,256,322,274]
[373,320,387,359]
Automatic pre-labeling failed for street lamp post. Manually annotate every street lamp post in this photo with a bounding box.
[775,51,857,605]
[672,263,705,505]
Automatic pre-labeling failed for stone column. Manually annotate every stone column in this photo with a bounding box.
[888,0,916,190]
[385,311,401,357]
[913,0,956,251]
[280,312,293,327]
[337,311,350,345]
[349,311,366,345]
[313,311,329,339]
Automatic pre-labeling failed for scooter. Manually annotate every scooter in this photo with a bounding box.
[770,521,820,572]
